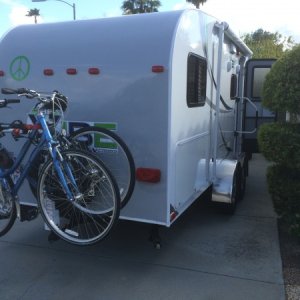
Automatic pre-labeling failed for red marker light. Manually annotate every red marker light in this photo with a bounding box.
[88,68,100,75]
[136,168,161,183]
[66,68,77,75]
[44,69,54,76]
[152,65,165,73]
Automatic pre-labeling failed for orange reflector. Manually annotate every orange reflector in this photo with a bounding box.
[44,69,54,76]
[66,68,77,75]
[0,70,4,76]
[152,65,164,73]
[88,68,100,75]
[24,124,42,130]
[12,128,21,137]
[136,168,161,183]
[170,211,178,222]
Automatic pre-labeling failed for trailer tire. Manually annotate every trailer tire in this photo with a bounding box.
[237,165,247,201]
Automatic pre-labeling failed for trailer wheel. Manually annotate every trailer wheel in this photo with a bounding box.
[237,165,247,201]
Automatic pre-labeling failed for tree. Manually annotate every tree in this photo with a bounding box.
[186,0,207,8]
[258,45,300,237]
[242,28,294,59]
[262,45,300,119]
[26,8,40,24]
[121,0,161,15]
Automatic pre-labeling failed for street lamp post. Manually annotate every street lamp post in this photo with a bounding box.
[32,0,76,20]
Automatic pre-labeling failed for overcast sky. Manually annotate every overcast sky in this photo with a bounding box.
[0,0,299,43]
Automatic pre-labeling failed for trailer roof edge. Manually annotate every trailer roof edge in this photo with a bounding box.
[222,22,253,58]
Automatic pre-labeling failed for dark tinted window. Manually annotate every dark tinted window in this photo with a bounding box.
[230,74,238,99]
[187,54,207,107]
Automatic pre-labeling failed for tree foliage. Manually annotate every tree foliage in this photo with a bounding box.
[242,28,294,59]
[121,0,161,15]
[26,8,40,24]
[186,0,207,8]
[262,45,300,118]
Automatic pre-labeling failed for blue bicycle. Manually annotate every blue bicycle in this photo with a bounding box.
[0,88,120,245]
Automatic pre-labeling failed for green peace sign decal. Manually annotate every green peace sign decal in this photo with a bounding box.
[9,56,30,81]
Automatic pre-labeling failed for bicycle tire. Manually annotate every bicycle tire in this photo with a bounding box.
[0,177,17,237]
[37,149,120,246]
[69,127,135,209]
[27,149,47,199]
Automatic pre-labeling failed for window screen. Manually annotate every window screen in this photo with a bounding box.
[187,54,207,107]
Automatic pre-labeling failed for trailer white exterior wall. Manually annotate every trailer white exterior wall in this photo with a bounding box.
[0,9,252,226]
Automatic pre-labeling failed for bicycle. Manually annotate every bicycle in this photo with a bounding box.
[27,126,136,209]
[0,88,120,245]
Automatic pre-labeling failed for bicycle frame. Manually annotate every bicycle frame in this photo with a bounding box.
[38,112,80,201]
[0,110,79,206]
[0,128,44,196]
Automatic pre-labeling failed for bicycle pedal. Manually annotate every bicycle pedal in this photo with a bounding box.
[20,204,38,222]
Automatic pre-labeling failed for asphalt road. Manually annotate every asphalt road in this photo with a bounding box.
[0,154,285,300]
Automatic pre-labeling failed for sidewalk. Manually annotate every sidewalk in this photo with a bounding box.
[0,154,285,299]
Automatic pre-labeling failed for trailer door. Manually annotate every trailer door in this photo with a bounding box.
[242,59,276,153]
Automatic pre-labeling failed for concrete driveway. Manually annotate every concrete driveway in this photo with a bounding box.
[0,155,285,300]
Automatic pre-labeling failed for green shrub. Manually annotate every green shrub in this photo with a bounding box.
[267,165,300,235]
[258,122,300,168]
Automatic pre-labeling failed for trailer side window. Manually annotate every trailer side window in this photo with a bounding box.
[187,54,207,107]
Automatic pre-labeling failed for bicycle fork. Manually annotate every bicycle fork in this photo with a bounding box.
[52,148,83,202]
[37,113,82,203]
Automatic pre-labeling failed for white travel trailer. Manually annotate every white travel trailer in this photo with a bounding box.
[0,9,257,233]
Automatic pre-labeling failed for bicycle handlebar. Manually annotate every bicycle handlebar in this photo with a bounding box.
[2,88,41,101]
[0,99,21,108]
[1,88,35,96]
[1,87,68,112]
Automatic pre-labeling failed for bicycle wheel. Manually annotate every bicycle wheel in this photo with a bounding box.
[37,149,120,246]
[0,177,16,237]
[27,149,48,199]
[69,127,135,209]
